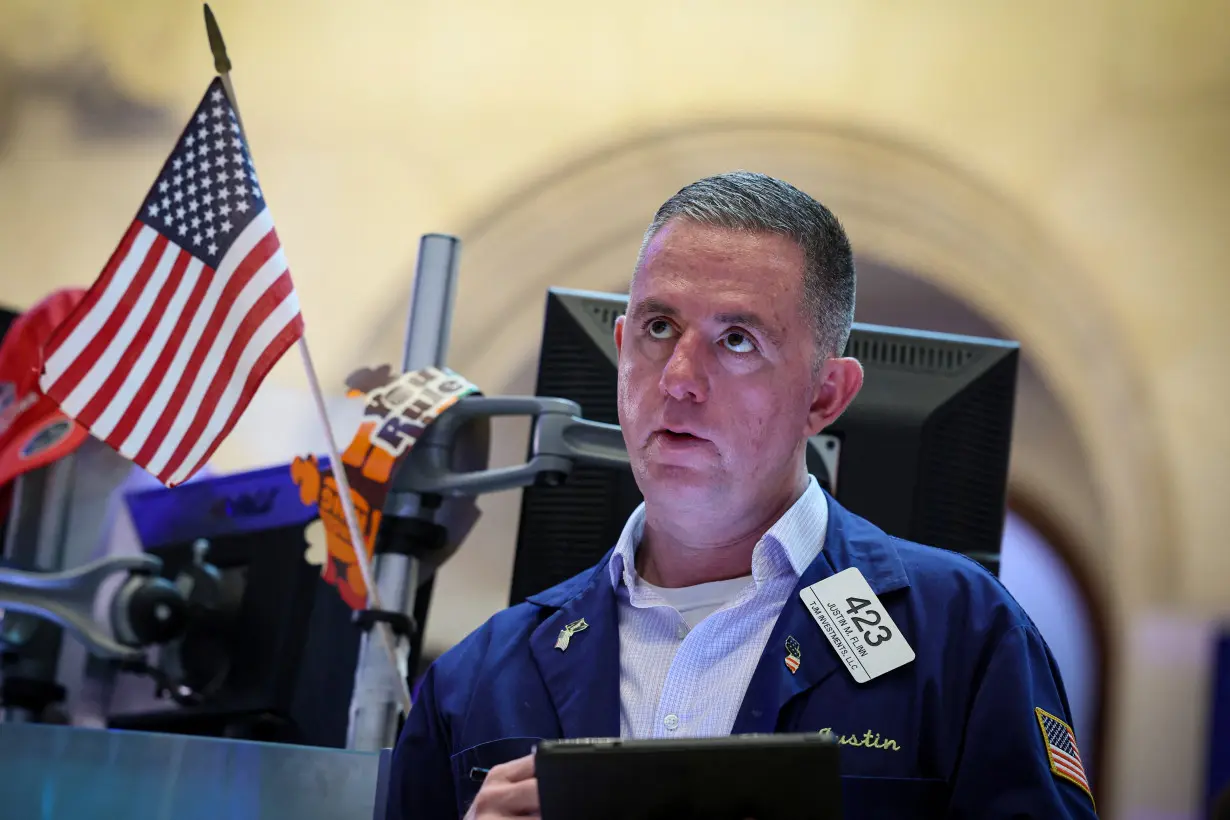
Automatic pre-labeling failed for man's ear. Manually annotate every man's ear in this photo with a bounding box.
[614,314,626,353]
[805,357,864,436]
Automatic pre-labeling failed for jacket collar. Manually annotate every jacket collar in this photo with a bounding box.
[526,551,622,739]
[813,491,910,595]
[523,493,911,738]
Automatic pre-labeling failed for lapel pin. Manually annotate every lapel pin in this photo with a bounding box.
[554,617,589,652]
[785,635,802,674]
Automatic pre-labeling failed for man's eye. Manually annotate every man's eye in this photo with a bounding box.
[722,331,756,354]
[647,319,675,340]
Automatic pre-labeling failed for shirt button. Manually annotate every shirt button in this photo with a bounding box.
[663,714,680,731]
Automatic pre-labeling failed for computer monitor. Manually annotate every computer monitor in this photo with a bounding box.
[510,287,1019,604]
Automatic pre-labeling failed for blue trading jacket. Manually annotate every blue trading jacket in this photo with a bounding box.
[387,494,1099,819]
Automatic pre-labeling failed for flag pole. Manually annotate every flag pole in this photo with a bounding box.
[203,4,411,715]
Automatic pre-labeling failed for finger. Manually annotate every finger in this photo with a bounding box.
[501,778,540,815]
[472,778,540,817]
[488,752,536,783]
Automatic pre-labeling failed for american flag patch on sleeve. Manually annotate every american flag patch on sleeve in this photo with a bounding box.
[1035,707,1093,804]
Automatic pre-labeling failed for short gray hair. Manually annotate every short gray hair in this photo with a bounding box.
[635,171,856,358]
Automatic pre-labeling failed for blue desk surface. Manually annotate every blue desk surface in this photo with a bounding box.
[0,723,382,820]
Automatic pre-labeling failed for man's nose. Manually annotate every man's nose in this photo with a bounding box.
[659,333,709,403]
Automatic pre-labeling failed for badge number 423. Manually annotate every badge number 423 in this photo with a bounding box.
[800,568,915,683]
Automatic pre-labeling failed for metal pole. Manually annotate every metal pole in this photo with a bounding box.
[346,234,461,751]
[0,458,76,723]
[401,235,460,372]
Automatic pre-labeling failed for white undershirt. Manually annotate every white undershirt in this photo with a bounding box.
[640,575,755,628]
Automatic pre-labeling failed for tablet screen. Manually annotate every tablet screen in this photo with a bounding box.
[535,733,842,820]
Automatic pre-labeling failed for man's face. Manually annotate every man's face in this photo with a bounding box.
[615,219,838,520]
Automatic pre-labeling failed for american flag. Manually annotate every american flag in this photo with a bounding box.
[784,635,801,674]
[1036,707,1092,800]
[38,78,303,487]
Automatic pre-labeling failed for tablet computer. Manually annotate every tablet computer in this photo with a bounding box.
[535,733,842,820]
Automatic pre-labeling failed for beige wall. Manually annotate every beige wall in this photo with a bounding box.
[2,1,1227,816]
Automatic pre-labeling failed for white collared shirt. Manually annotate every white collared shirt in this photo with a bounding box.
[608,476,829,739]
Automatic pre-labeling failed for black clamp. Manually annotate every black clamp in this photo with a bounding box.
[372,515,449,561]
[352,608,417,639]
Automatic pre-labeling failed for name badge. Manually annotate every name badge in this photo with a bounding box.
[800,568,914,683]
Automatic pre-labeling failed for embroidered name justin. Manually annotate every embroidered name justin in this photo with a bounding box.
[819,727,901,751]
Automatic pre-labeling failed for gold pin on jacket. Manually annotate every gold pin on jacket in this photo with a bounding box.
[554,618,589,651]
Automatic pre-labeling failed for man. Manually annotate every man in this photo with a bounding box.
[387,172,1098,819]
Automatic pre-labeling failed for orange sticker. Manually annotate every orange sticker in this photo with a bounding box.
[291,365,480,610]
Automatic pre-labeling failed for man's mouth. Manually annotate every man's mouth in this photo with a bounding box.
[656,428,706,443]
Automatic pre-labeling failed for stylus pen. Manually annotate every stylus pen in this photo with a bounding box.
[469,767,490,782]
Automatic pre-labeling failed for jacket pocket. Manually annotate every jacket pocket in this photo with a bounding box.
[840,775,949,819]
[449,736,542,816]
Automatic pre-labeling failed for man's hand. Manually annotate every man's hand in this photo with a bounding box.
[464,753,540,819]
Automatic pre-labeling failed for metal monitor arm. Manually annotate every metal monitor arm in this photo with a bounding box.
[398,395,629,497]
[0,542,222,704]
[374,396,630,577]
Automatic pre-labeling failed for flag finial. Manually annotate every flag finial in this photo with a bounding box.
[203,5,232,75]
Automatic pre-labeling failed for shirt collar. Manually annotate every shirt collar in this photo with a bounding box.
[608,475,828,590]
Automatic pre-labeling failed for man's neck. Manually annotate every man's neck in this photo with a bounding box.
[636,474,808,588]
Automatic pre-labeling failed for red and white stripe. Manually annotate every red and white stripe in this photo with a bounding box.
[39,208,303,486]
[1049,736,1089,792]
